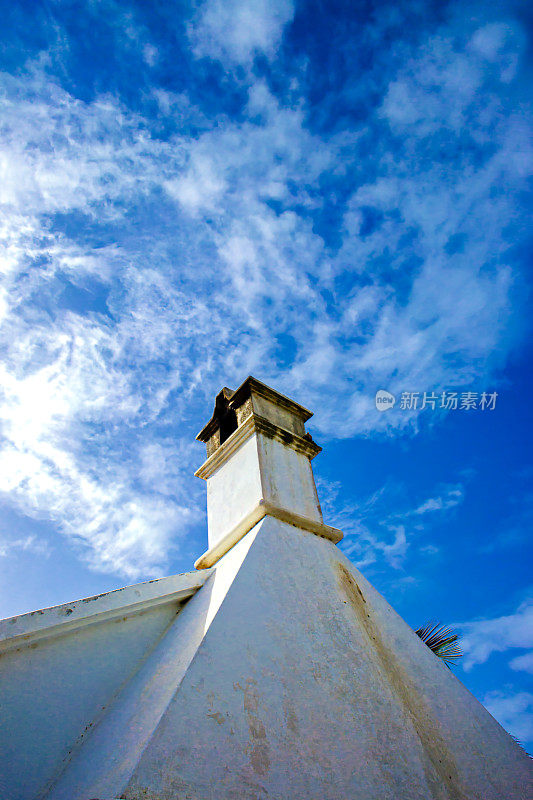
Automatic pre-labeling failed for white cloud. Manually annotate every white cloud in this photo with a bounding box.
[510,652,533,675]
[164,153,227,214]
[413,486,464,515]
[0,534,51,559]
[0,311,200,577]
[483,689,533,744]
[459,599,533,671]
[469,22,525,83]
[318,479,464,571]
[380,525,407,569]
[188,0,295,65]
[142,43,159,67]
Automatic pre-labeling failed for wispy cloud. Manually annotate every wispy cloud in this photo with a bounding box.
[318,478,464,570]
[0,534,51,559]
[413,486,464,515]
[483,689,533,745]
[510,652,533,675]
[459,598,533,672]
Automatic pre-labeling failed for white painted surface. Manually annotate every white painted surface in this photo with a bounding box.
[0,570,208,653]
[257,434,322,522]
[2,517,531,799]
[194,498,342,569]
[0,571,210,800]
[43,528,259,800]
[206,433,262,549]
[119,517,531,800]
[0,604,177,800]
[204,430,322,551]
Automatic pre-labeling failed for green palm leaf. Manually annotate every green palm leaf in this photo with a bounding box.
[415,621,462,667]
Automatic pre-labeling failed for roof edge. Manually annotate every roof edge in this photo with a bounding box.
[0,569,212,654]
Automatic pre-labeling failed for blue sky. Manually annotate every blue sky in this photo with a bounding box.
[0,0,532,749]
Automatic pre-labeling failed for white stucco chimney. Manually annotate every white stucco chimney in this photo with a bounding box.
[194,376,342,569]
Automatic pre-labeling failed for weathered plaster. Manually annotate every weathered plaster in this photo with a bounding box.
[0,570,209,654]
[204,432,263,550]
[194,498,342,569]
[123,518,532,800]
[42,527,259,800]
[199,427,328,559]
[257,433,322,521]
[0,571,211,800]
[195,376,330,568]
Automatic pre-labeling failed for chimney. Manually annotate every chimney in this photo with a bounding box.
[194,376,342,569]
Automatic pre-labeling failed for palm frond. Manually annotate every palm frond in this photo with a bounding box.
[415,621,462,667]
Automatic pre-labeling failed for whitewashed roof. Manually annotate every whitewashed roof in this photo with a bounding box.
[0,570,211,655]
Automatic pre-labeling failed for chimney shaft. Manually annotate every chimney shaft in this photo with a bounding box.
[195,377,342,569]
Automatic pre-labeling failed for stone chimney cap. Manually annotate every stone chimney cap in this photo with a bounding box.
[196,376,313,443]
